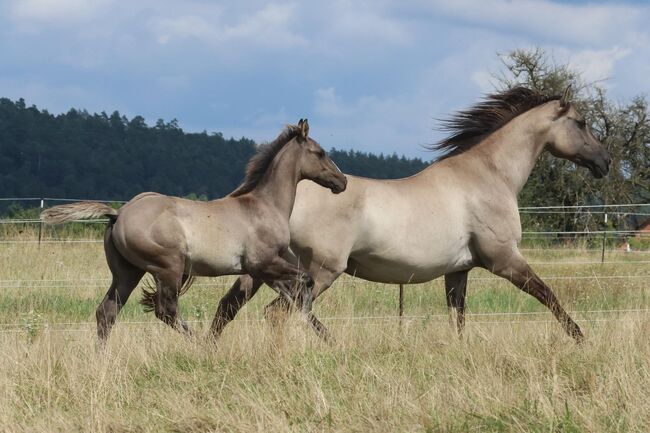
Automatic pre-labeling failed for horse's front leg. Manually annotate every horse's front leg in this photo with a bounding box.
[266,277,315,315]
[488,252,583,342]
[444,271,468,335]
[251,256,327,334]
[264,263,345,342]
[209,275,263,339]
[252,256,314,312]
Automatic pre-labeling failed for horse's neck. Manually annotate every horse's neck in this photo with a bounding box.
[462,112,547,195]
[251,146,301,218]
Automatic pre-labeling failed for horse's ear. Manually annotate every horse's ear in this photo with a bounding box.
[299,118,309,141]
[291,119,304,141]
[559,84,572,111]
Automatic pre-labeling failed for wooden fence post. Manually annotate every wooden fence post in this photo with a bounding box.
[601,212,607,264]
[37,198,44,246]
[399,284,404,328]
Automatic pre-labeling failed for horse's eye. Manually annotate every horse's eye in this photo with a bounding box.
[576,119,586,128]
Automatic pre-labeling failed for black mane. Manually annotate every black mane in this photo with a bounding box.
[229,125,300,197]
[430,86,559,160]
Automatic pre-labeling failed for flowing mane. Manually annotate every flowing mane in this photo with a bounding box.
[430,86,559,160]
[230,125,301,197]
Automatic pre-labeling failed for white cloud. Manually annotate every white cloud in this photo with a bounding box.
[312,86,440,156]
[9,0,111,24]
[150,3,307,48]
[426,0,643,45]
[153,15,219,45]
[471,46,632,93]
[329,5,409,45]
[470,70,496,93]
[567,47,631,85]
[314,87,347,117]
[314,87,401,120]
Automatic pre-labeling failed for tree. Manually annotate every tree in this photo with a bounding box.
[493,49,650,233]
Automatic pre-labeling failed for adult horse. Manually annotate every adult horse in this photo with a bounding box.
[41,119,347,342]
[212,87,610,343]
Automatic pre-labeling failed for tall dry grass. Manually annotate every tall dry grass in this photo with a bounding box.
[0,240,648,432]
[1,317,650,432]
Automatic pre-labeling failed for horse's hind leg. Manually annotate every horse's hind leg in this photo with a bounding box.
[209,275,263,339]
[444,271,468,335]
[96,227,145,342]
[489,252,583,342]
[151,267,192,335]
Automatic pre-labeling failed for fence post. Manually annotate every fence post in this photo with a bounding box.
[37,198,44,246]
[601,212,607,264]
[398,283,404,326]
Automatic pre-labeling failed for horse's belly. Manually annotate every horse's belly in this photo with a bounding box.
[184,232,245,277]
[187,254,243,277]
[347,246,474,284]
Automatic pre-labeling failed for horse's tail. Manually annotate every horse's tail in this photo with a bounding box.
[139,276,196,313]
[40,201,118,225]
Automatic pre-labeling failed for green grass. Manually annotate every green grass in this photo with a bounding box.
[0,242,647,323]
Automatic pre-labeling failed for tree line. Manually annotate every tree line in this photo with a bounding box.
[0,49,648,236]
[0,99,428,204]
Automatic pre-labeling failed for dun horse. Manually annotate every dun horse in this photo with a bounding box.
[213,87,610,342]
[41,119,347,341]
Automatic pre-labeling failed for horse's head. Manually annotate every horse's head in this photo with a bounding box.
[544,88,611,178]
[291,119,347,194]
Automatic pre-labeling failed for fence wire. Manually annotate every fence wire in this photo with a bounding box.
[0,198,648,334]
[2,309,650,334]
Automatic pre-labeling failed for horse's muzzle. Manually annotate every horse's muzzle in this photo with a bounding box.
[331,176,347,194]
[590,154,610,179]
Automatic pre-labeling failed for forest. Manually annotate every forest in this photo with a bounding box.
[0,98,427,202]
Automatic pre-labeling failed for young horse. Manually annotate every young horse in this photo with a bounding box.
[212,87,610,343]
[41,119,347,341]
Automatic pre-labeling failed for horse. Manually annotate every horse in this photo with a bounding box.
[211,87,610,343]
[41,119,347,342]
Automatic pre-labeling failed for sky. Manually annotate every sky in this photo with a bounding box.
[1,0,649,159]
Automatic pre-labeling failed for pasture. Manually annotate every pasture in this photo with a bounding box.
[0,228,649,432]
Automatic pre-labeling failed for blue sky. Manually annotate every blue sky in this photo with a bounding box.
[1,0,649,158]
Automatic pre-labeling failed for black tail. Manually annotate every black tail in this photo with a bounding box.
[140,275,196,312]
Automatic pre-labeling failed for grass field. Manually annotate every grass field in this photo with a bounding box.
[0,235,649,432]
